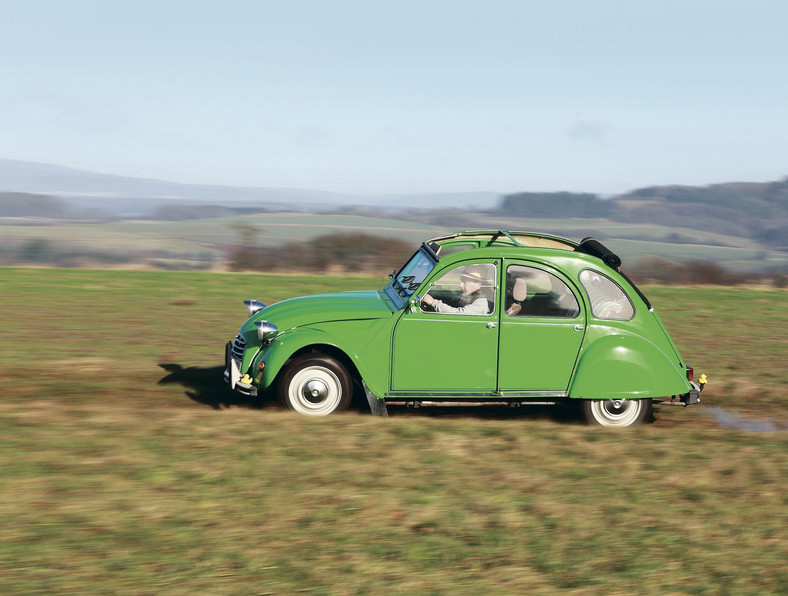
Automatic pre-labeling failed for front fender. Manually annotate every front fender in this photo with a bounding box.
[252,320,391,396]
[569,331,690,399]
[252,328,329,389]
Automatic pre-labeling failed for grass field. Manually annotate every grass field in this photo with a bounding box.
[1,268,786,594]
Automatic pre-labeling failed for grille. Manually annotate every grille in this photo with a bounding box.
[231,333,246,360]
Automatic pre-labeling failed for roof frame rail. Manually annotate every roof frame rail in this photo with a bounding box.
[486,231,522,247]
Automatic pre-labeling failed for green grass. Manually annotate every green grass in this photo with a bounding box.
[1,268,786,594]
[647,284,788,417]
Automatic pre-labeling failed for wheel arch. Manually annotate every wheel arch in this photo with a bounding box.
[285,344,361,385]
[261,338,362,393]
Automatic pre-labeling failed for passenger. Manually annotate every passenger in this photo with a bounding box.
[421,266,490,315]
[505,277,528,316]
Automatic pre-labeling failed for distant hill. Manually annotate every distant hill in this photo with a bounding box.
[0,159,500,215]
[0,192,72,218]
[500,178,788,249]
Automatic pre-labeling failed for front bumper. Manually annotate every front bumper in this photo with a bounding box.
[224,340,257,397]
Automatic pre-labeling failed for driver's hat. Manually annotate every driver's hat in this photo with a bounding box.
[460,268,486,284]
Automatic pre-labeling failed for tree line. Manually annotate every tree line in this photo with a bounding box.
[228,227,414,275]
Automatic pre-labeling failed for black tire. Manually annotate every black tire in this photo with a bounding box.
[581,398,652,427]
[277,354,353,416]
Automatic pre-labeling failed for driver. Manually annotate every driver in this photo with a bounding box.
[421,266,490,315]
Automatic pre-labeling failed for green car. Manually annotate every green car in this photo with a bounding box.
[224,231,705,426]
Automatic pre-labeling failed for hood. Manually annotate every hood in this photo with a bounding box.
[243,290,394,333]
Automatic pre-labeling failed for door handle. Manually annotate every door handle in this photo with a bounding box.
[486,322,497,329]
[573,324,583,332]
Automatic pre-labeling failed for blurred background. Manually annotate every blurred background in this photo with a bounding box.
[1,163,786,284]
[2,1,786,282]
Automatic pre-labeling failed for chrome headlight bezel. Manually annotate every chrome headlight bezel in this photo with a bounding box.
[255,320,279,342]
[244,299,267,317]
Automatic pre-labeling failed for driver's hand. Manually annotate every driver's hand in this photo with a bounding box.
[421,294,435,307]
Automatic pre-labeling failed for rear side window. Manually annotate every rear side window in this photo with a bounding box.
[579,270,634,320]
[505,265,580,318]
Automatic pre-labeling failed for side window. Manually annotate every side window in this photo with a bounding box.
[579,269,634,320]
[505,265,580,318]
[422,263,496,316]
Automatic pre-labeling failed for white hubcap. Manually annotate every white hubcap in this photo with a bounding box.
[288,366,342,416]
[589,399,644,427]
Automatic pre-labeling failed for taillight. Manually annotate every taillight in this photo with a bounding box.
[686,366,694,382]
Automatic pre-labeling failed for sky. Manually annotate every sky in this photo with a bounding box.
[1,0,787,196]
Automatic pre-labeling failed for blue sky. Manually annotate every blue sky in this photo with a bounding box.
[1,0,786,195]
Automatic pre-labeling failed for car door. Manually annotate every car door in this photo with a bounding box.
[498,263,585,393]
[391,261,499,393]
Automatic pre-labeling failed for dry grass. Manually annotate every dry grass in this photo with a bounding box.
[0,268,786,594]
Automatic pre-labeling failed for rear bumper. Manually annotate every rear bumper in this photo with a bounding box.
[655,381,702,408]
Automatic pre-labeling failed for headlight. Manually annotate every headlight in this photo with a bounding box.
[255,320,279,342]
[244,299,267,317]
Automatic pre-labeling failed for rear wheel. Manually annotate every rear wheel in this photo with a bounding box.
[582,398,651,427]
[277,354,353,416]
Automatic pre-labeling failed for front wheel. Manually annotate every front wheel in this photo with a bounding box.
[277,354,353,416]
[581,398,652,427]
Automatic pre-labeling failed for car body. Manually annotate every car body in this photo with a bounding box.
[225,231,705,426]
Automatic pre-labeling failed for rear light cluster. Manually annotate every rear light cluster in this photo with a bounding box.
[686,366,694,382]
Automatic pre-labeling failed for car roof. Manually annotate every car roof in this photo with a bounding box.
[428,230,578,252]
[426,231,627,274]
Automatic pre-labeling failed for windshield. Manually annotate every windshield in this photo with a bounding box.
[383,244,439,308]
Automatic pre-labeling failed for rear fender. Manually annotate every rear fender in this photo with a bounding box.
[570,332,691,399]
